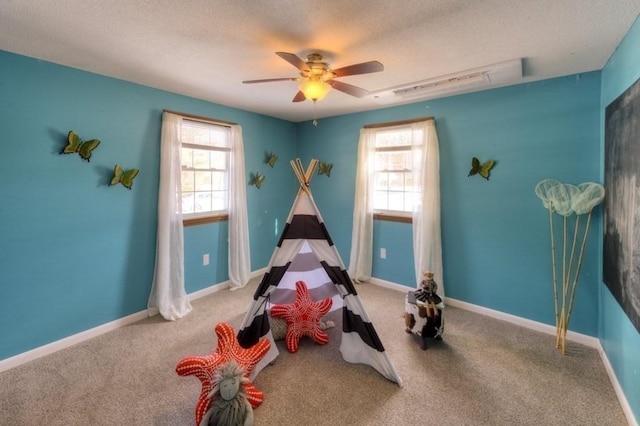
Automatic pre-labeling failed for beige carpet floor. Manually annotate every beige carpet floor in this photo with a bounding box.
[0,280,628,425]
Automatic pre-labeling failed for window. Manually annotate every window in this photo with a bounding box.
[180,119,230,222]
[349,117,441,283]
[150,110,251,313]
[370,126,424,221]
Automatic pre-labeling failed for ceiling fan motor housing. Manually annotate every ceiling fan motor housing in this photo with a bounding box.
[303,53,334,81]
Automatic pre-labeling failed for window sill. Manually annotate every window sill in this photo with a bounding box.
[183,214,229,227]
[373,212,412,223]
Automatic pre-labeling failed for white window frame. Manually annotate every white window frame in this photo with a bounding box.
[372,126,421,220]
[180,119,231,223]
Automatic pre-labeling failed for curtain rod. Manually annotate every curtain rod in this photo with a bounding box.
[163,109,237,126]
[363,116,433,129]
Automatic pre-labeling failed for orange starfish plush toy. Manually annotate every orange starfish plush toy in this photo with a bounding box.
[176,322,270,426]
[270,280,333,353]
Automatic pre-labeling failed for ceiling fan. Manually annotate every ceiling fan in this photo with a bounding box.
[242,52,384,102]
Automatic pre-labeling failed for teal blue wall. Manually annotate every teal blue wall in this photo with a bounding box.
[0,50,296,360]
[600,15,640,421]
[299,73,602,337]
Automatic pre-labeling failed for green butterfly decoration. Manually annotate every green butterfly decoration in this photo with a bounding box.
[250,172,265,189]
[318,161,333,177]
[110,164,139,190]
[265,152,278,168]
[62,130,100,162]
[468,157,495,180]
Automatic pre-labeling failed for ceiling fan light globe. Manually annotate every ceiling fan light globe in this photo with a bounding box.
[299,80,331,101]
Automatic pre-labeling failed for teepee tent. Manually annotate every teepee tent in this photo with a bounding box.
[238,159,403,386]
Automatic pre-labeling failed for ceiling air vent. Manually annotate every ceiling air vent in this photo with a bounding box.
[368,58,522,104]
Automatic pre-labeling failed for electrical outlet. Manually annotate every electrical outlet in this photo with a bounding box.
[202,253,210,266]
[380,248,386,259]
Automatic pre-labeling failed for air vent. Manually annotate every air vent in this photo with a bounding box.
[368,58,522,104]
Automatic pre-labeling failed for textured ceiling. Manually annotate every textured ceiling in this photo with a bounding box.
[1,1,639,122]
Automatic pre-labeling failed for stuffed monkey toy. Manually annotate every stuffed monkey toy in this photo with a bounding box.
[199,361,254,426]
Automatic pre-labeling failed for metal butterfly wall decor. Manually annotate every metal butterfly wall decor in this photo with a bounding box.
[265,151,278,168]
[61,130,100,162]
[468,157,496,180]
[250,172,265,189]
[110,164,139,190]
[318,161,333,177]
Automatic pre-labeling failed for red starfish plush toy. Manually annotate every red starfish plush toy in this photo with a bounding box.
[270,280,333,353]
[176,322,270,425]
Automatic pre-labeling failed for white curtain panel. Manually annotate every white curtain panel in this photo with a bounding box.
[148,112,193,320]
[348,121,443,296]
[412,120,444,297]
[348,128,376,282]
[227,125,251,290]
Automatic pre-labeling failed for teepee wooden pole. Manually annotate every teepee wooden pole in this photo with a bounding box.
[295,158,304,176]
[292,164,304,183]
[304,158,319,183]
[290,159,305,184]
[289,158,318,195]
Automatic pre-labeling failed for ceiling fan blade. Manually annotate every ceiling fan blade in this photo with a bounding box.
[276,52,311,72]
[332,61,384,77]
[292,91,306,102]
[242,77,298,84]
[329,80,370,98]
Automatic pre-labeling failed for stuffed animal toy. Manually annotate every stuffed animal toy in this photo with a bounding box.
[415,271,443,318]
[268,314,335,341]
[270,280,333,353]
[403,271,444,349]
[176,322,270,425]
[199,361,254,426]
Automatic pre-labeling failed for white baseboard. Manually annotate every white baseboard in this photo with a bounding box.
[0,267,269,374]
[0,309,148,373]
[369,277,636,426]
[368,277,598,347]
[597,342,638,426]
[368,277,415,293]
[189,281,230,300]
[444,297,599,348]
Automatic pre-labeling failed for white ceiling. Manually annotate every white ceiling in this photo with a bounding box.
[1,1,639,122]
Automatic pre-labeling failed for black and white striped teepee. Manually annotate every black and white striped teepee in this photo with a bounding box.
[237,159,402,386]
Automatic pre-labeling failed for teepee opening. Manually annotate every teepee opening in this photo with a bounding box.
[267,240,343,312]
